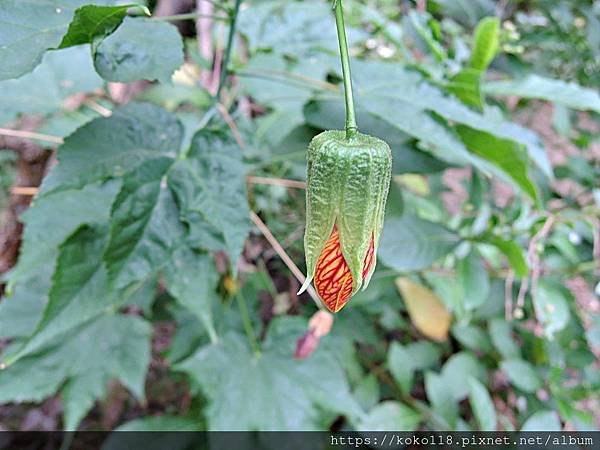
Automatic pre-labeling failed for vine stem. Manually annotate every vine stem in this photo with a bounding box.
[333,0,358,139]
[216,0,242,101]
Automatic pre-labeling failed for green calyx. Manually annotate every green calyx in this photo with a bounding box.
[300,129,392,295]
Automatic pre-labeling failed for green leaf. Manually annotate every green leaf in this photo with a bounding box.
[534,281,571,339]
[0,267,52,339]
[487,237,529,277]
[176,317,361,430]
[456,125,538,201]
[468,377,497,431]
[355,401,421,432]
[470,17,500,71]
[59,4,148,48]
[0,46,103,125]
[349,61,552,177]
[484,75,600,114]
[425,371,458,428]
[387,342,414,394]
[405,341,442,370]
[7,181,119,288]
[164,247,219,341]
[0,314,151,431]
[239,1,365,55]
[168,129,251,265]
[304,99,447,174]
[521,410,562,431]
[0,0,106,79]
[94,17,184,83]
[452,324,493,353]
[104,158,184,290]
[447,68,483,109]
[500,359,542,393]
[458,249,490,310]
[42,102,183,192]
[441,352,487,401]
[379,215,460,272]
[488,318,521,359]
[352,374,380,412]
[114,415,200,431]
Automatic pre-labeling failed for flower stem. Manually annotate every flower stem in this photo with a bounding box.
[216,0,242,101]
[333,0,358,139]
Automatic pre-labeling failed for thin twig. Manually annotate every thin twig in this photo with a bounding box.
[517,215,556,312]
[216,103,245,149]
[247,176,306,189]
[10,187,39,196]
[11,176,307,197]
[0,128,63,145]
[505,270,514,320]
[249,211,322,309]
[84,99,112,117]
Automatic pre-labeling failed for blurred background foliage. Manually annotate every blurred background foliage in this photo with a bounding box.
[0,0,598,435]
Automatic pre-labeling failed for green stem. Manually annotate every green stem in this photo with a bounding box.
[235,291,261,356]
[216,0,242,101]
[333,0,358,138]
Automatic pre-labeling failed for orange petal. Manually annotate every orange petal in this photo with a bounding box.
[314,228,375,313]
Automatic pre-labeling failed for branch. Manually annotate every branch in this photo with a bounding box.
[249,211,322,309]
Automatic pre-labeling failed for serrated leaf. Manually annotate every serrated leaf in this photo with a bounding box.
[238,1,365,55]
[42,102,183,192]
[176,317,361,430]
[484,75,600,114]
[501,359,542,393]
[395,277,452,342]
[7,225,118,364]
[104,158,184,290]
[168,129,251,265]
[0,0,111,79]
[470,17,500,71]
[94,17,183,83]
[379,215,460,272]
[457,125,538,201]
[355,401,421,432]
[0,314,151,430]
[0,45,103,125]
[7,181,119,288]
[468,377,497,431]
[164,247,219,340]
[0,266,52,339]
[59,4,147,48]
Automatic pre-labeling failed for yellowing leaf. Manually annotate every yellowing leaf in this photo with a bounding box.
[395,277,451,342]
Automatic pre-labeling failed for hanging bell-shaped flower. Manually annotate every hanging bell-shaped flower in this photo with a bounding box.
[299,130,392,313]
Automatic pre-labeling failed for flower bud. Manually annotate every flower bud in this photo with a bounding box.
[299,130,392,312]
